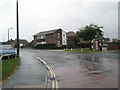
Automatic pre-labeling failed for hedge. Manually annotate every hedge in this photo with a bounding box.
[35,44,57,49]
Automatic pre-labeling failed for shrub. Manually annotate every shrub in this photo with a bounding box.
[67,45,76,49]
[57,45,67,49]
[35,44,57,49]
[78,42,91,48]
[107,42,120,50]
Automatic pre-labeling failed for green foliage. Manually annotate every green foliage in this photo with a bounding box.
[110,41,120,45]
[108,42,120,50]
[35,44,67,49]
[35,44,57,49]
[78,42,91,48]
[2,58,20,80]
[60,45,67,49]
[77,24,103,41]
[0,60,2,80]
[67,45,76,49]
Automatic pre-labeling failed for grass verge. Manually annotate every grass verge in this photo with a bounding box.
[2,58,20,81]
[65,48,100,53]
[0,60,2,82]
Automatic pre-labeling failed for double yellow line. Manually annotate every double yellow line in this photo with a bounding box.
[36,57,58,90]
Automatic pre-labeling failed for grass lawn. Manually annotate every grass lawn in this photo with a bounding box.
[2,58,20,81]
[65,48,100,53]
[0,60,2,81]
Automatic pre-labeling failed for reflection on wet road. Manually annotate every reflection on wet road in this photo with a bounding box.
[58,52,118,88]
[31,49,118,88]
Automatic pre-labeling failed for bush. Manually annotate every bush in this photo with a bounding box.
[57,45,67,49]
[35,44,57,49]
[67,45,76,49]
[107,42,120,50]
[110,42,120,45]
[78,42,91,48]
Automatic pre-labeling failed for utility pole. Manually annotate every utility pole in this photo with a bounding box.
[16,0,19,57]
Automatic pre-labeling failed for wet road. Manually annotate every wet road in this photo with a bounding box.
[3,48,118,88]
[32,49,118,88]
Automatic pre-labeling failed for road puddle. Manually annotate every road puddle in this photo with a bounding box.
[56,55,118,88]
[79,56,104,76]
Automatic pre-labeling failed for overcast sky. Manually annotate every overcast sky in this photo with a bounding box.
[0,0,119,42]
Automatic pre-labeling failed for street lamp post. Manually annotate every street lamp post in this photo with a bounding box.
[16,0,19,57]
[8,28,13,42]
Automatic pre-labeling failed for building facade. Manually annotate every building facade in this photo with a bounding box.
[10,39,29,48]
[112,38,118,42]
[67,31,77,48]
[33,28,67,47]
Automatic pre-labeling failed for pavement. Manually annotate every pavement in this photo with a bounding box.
[2,48,118,88]
[2,49,47,88]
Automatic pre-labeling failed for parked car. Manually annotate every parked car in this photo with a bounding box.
[0,44,16,59]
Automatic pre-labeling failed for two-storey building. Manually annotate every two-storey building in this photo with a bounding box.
[33,28,67,47]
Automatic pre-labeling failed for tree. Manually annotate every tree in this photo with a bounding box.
[77,24,103,42]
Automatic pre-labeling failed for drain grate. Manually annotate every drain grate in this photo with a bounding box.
[50,77,56,80]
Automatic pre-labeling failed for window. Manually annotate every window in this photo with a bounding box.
[37,41,46,45]
[37,35,46,39]
[58,33,60,36]
[57,33,60,38]
[57,41,60,45]
[40,41,46,44]
[40,36,44,39]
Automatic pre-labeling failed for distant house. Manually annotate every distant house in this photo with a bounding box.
[103,38,110,43]
[112,38,118,42]
[0,42,11,45]
[33,28,67,47]
[67,31,77,48]
[10,39,29,48]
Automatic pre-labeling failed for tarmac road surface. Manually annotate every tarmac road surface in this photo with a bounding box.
[2,48,118,88]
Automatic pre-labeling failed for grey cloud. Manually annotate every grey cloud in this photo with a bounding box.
[0,0,118,41]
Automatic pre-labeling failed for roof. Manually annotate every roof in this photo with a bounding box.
[14,39,28,42]
[67,31,76,36]
[34,28,62,36]
[0,42,11,45]
[11,39,29,43]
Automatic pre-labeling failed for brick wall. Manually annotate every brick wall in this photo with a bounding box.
[107,43,120,50]
[55,29,62,45]
[46,34,55,44]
